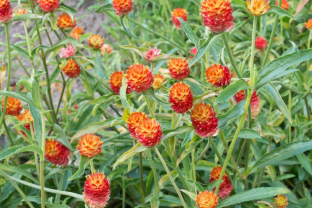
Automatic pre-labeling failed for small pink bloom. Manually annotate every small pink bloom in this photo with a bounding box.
[60,44,76,58]
[101,44,113,55]
[144,47,161,62]
[190,47,197,59]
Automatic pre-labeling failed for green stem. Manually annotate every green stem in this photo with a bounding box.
[288,76,292,143]
[139,152,146,198]
[146,150,160,191]
[90,160,95,173]
[122,176,125,208]
[307,30,312,76]
[154,147,187,208]
[304,96,311,121]
[40,112,46,208]
[145,96,155,118]
[257,138,272,187]
[15,56,30,77]
[250,17,257,86]
[56,73,66,115]
[4,121,21,165]
[195,137,211,163]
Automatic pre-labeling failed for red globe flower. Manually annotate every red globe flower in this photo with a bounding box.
[135,118,163,147]
[206,64,232,87]
[191,103,218,138]
[2,97,23,116]
[234,90,260,119]
[168,59,190,80]
[190,47,197,59]
[126,64,154,93]
[172,8,187,29]
[169,82,193,113]
[77,134,103,158]
[0,0,13,23]
[83,172,110,208]
[255,36,267,51]
[112,0,133,16]
[45,139,71,167]
[60,59,81,78]
[210,166,233,198]
[38,0,60,12]
[57,13,76,29]
[127,112,148,139]
[196,190,218,208]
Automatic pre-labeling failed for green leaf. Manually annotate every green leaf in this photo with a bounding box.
[28,94,43,148]
[0,91,36,106]
[120,76,129,109]
[178,18,200,48]
[265,82,291,123]
[296,154,312,176]
[52,124,73,151]
[233,129,261,139]
[13,14,43,21]
[232,0,251,15]
[218,100,245,129]
[120,16,139,39]
[0,164,39,183]
[162,126,195,141]
[252,140,312,170]
[113,143,148,170]
[0,145,43,161]
[217,187,290,207]
[10,44,30,60]
[215,79,249,105]
[267,5,294,19]
[68,156,92,181]
[94,51,108,79]
[94,4,114,12]
[176,135,202,165]
[180,190,197,201]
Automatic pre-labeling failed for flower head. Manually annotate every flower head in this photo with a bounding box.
[127,112,147,139]
[201,0,234,33]
[38,0,60,12]
[0,0,13,23]
[16,109,33,130]
[135,118,163,147]
[172,8,187,29]
[126,64,154,93]
[57,13,76,29]
[191,103,218,138]
[112,0,133,16]
[60,59,81,78]
[305,19,312,30]
[169,82,193,113]
[168,59,190,80]
[77,134,103,158]
[45,139,71,167]
[83,172,110,208]
[15,8,28,16]
[276,0,289,10]
[2,97,23,116]
[206,64,232,87]
[144,47,161,62]
[274,195,289,208]
[60,44,76,58]
[101,44,113,55]
[71,27,84,40]
[247,0,270,16]
[89,34,104,49]
[153,74,165,90]
[190,47,197,59]
[234,90,260,119]
[255,36,267,51]
[210,167,233,198]
[110,71,125,94]
[196,190,218,208]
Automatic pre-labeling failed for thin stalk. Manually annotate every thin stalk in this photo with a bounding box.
[56,73,66,115]
[139,152,146,198]
[307,30,312,76]
[288,76,292,143]
[236,139,247,165]
[257,138,272,187]
[195,137,211,163]
[34,153,40,180]
[192,149,196,186]
[90,160,95,173]
[146,150,160,191]
[15,56,30,77]
[154,147,187,208]
[272,81,302,94]
[304,96,311,121]
[145,96,155,118]
[210,139,224,165]
[4,121,21,165]
[122,176,125,208]
[39,111,46,208]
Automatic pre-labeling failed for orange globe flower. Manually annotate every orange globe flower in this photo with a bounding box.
[168,59,190,80]
[57,13,76,29]
[112,0,133,16]
[196,190,218,208]
[89,34,104,49]
[2,97,23,116]
[83,172,110,208]
[153,74,165,90]
[109,71,129,94]
[0,0,13,23]
[16,109,34,131]
[234,90,260,119]
[126,64,154,93]
[101,44,113,55]
[305,19,312,30]
[255,36,267,51]
[201,0,234,33]
[274,195,289,208]
[206,64,232,87]
[210,167,233,198]
[191,103,218,138]
[247,0,270,16]
[169,82,193,113]
[127,112,147,139]
[135,118,163,147]
[71,27,84,40]
[38,0,60,12]
[276,0,289,10]
[45,139,71,167]
[172,8,187,29]
[15,8,28,16]
[60,59,81,78]
[77,134,103,158]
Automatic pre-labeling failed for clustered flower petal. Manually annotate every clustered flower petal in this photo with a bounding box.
[126,64,154,93]
[305,19,312,30]
[109,71,129,94]
[168,59,190,80]
[206,64,232,87]
[153,74,165,90]
[210,166,233,198]
[83,172,110,208]
[45,139,71,167]
[112,0,133,16]
[71,27,84,40]
[190,47,197,59]
[89,34,105,49]
[127,112,148,139]
[201,0,234,33]
[101,44,113,55]
[196,190,218,208]
[276,0,289,10]
[234,90,260,119]
[172,8,187,29]
[144,47,161,62]
[135,118,163,147]
[2,97,23,116]
[169,82,193,113]
[247,0,270,16]
[191,103,218,138]
[60,44,76,58]
[0,0,13,23]
[16,109,34,130]
[57,13,76,29]
[255,36,267,51]
[60,59,81,78]
[274,194,289,208]
[77,134,103,158]
[38,0,60,12]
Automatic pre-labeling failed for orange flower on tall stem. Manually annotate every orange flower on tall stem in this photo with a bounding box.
[57,13,76,29]
[45,139,71,167]
[153,74,165,89]
[172,8,187,29]
[169,82,193,113]
[247,0,270,16]
[168,59,190,80]
[60,59,81,78]
[109,71,132,94]
[205,64,232,87]
[112,0,133,16]
[126,64,154,93]
[196,190,218,208]
[135,118,163,147]
[77,134,103,158]
[38,0,60,12]
[16,109,34,131]
[127,112,148,139]
[2,97,23,116]
[71,27,84,40]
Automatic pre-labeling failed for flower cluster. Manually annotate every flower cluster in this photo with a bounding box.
[38,0,60,12]
[126,64,154,93]
[206,64,232,87]
[45,139,71,167]
[60,59,81,78]
[169,82,193,113]
[196,190,218,208]
[112,0,133,16]
[57,13,76,29]
[77,134,103,158]
[168,59,190,80]
[247,0,270,16]
[2,97,23,116]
